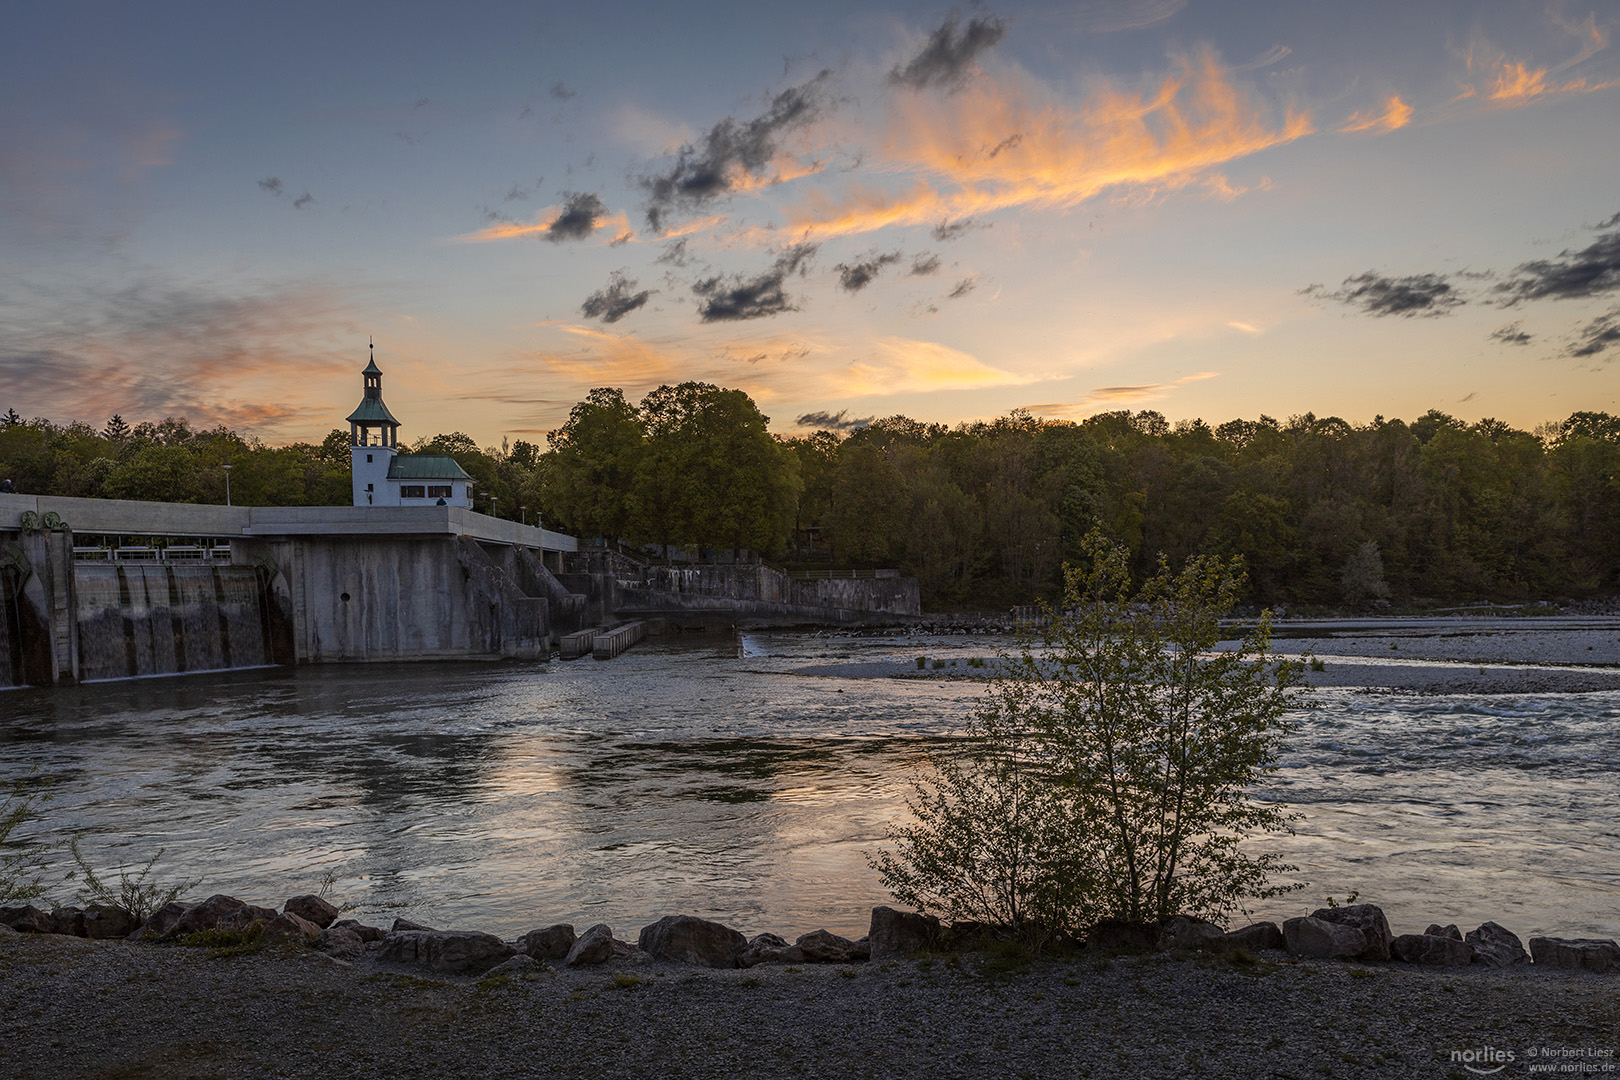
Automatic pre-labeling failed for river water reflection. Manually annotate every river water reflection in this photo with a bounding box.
[2,630,1616,940]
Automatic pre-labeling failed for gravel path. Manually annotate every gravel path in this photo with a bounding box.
[4,933,1616,1079]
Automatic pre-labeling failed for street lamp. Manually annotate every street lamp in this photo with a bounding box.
[488,495,498,519]
[519,505,526,527]
[221,464,232,507]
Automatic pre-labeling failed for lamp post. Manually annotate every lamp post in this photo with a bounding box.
[221,464,232,507]
[489,495,498,519]
[519,505,526,527]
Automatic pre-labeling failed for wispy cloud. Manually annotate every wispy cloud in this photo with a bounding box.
[456,199,631,243]
[1490,322,1532,345]
[693,244,817,322]
[834,337,1033,396]
[1338,95,1413,134]
[795,409,873,431]
[1024,371,1218,417]
[835,251,902,292]
[1303,271,1465,317]
[580,271,654,323]
[888,12,1007,92]
[1570,308,1620,358]
[1496,219,1620,304]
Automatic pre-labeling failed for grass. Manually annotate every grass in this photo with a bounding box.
[915,655,927,669]
[610,973,646,990]
[173,924,267,959]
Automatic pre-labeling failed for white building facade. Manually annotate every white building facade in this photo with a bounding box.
[347,351,475,508]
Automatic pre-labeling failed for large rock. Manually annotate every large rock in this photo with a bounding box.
[1529,937,1620,973]
[1159,915,1229,952]
[171,895,249,936]
[1087,920,1161,954]
[0,905,57,934]
[331,918,386,943]
[563,924,616,967]
[520,924,576,961]
[486,955,540,976]
[1224,922,1285,952]
[318,925,365,961]
[1309,904,1393,961]
[283,895,340,929]
[1392,933,1475,966]
[1424,923,1463,941]
[392,918,436,932]
[219,905,279,934]
[378,929,516,975]
[1283,916,1368,959]
[82,907,137,940]
[256,911,321,945]
[50,908,87,937]
[132,901,190,941]
[1466,922,1528,967]
[738,933,804,968]
[637,915,745,968]
[868,906,939,958]
[795,930,869,964]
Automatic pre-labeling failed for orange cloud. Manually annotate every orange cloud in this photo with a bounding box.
[1024,371,1219,418]
[1338,95,1413,134]
[457,208,633,243]
[834,338,1035,397]
[1487,61,1618,102]
[779,50,1311,241]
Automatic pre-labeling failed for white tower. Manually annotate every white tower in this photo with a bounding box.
[347,343,401,507]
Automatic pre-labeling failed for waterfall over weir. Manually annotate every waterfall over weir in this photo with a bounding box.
[74,563,276,682]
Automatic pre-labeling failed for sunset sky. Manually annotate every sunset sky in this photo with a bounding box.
[3,0,1618,445]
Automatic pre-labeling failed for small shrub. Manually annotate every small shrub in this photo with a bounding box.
[1309,658,1325,672]
[931,658,947,669]
[837,967,858,979]
[916,656,928,669]
[611,973,645,990]
[69,838,198,922]
[739,976,760,989]
[1322,890,1359,909]
[0,780,50,904]
[175,923,265,958]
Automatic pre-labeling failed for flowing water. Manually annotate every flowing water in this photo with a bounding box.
[1,630,1615,940]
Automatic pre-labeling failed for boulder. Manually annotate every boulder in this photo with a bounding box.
[219,905,278,934]
[255,911,321,945]
[1392,933,1475,966]
[50,908,87,937]
[868,906,939,958]
[392,917,436,932]
[1159,915,1229,952]
[485,955,540,976]
[610,940,650,966]
[132,901,190,941]
[795,930,868,964]
[331,919,386,943]
[1529,937,1620,973]
[1424,923,1463,941]
[1309,904,1393,961]
[378,929,517,975]
[1224,922,1285,952]
[1087,920,1161,954]
[1466,922,1529,967]
[519,923,576,961]
[0,905,55,935]
[637,915,746,968]
[318,925,365,961]
[283,894,340,929]
[563,924,616,967]
[738,933,804,968]
[0,923,16,936]
[82,906,137,940]
[1283,916,1368,960]
[171,895,249,936]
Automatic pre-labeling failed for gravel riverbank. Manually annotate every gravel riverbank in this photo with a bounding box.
[3,932,1616,1080]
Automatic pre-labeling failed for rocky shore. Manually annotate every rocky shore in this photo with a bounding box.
[3,896,1616,1078]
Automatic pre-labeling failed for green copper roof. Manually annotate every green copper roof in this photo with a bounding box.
[362,358,383,375]
[387,455,473,481]
[346,397,401,425]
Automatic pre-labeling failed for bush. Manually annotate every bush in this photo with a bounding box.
[872,532,1306,940]
[0,782,50,904]
[68,838,197,922]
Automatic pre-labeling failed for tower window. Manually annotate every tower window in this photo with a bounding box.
[366,454,373,463]
[366,483,374,492]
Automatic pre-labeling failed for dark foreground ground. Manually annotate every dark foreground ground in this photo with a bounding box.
[2,933,1615,1080]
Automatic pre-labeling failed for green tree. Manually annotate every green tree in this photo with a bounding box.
[543,388,646,542]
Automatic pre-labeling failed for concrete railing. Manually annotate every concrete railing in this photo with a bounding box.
[592,621,646,660]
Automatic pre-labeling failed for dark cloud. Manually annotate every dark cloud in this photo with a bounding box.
[292,192,315,210]
[547,192,607,242]
[909,253,942,276]
[1302,272,1464,317]
[656,238,693,267]
[796,410,873,432]
[609,231,632,247]
[642,71,829,232]
[947,276,978,299]
[1490,323,1532,346]
[1570,308,1620,358]
[835,252,902,293]
[549,81,576,101]
[1496,222,1620,305]
[580,271,653,324]
[693,244,817,322]
[932,218,977,241]
[889,13,1007,91]
[258,177,283,197]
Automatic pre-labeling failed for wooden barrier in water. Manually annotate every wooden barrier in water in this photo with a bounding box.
[592,621,645,660]
[558,627,600,661]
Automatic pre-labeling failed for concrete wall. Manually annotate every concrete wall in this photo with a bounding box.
[642,564,790,604]
[790,576,920,616]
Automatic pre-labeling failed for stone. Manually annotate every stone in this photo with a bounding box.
[795,929,868,964]
[1283,916,1368,960]
[171,895,249,936]
[283,894,340,929]
[1529,937,1620,973]
[610,940,650,966]
[0,905,55,935]
[1466,922,1529,967]
[1308,904,1394,961]
[1424,923,1463,941]
[485,955,540,976]
[868,906,939,958]
[392,917,436,932]
[378,930,517,975]
[318,925,365,961]
[132,901,190,941]
[637,915,746,968]
[1224,922,1285,952]
[331,919,386,943]
[520,923,576,961]
[738,933,804,968]
[563,924,616,967]
[0,923,16,936]
[1158,915,1230,952]
[258,911,321,944]
[1087,920,1161,954]
[1392,933,1475,966]
[50,908,87,937]
[219,905,278,934]
[82,906,137,940]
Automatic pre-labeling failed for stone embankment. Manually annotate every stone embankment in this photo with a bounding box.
[2,894,1615,977]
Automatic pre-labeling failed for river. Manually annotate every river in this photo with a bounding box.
[2,629,1616,941]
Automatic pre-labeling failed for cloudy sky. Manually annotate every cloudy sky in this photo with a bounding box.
[3,0,1618,444]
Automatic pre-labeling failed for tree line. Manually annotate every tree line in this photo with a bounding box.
[4,396,1618,611]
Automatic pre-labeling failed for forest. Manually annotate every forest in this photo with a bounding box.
[3,392,1618,612]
